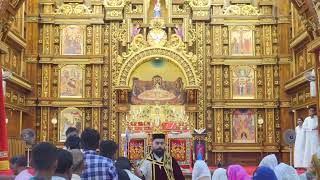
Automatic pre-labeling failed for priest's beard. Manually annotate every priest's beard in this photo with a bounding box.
[153,148,164,157]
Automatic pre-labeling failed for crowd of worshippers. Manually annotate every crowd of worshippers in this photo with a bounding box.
[6,126,320,180]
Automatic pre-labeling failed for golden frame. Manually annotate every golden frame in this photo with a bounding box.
[229,25,255,56]
[230,65,257,99]
[58,64,85,98]
[60,25,86,55]
[58,107,84,142]
[230,108,258,143]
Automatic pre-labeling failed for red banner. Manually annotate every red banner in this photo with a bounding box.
[0,67,9,171]
[169,139,186,161]
[128,139,145,160]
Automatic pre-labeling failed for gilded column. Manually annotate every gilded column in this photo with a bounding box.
[92,108,100,132]
[265,65,274,100]
[206,25,213,150]
[102,24,110,139]
[262,25,272,57]
[196,22,205,129]
[41,107,49,141]
[42,24,53,55]
[41,64,51,98]
[212,26,222,56]
[109,22,120,141]
[92,65,101,98]
[93,25,102,55]
[213,66,223,99]
[214,108,223,144]
[265,109,275,144]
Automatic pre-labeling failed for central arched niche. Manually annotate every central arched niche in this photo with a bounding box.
[117,48,198,87]
[129,57,187,87]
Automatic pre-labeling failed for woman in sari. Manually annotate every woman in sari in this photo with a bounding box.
[227,165,250,180]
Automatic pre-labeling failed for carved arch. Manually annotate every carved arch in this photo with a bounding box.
[116,47,198,87]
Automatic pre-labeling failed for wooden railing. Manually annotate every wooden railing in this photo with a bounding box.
[8,137,26,158]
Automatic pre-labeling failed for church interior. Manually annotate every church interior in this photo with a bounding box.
[1,0,320,169]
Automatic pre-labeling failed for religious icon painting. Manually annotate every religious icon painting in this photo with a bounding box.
[130,75,185,105]
[231,109,256,143]
[229,26,254,56]
[59,107,83,142]
[231,66,256,99]
[60,25,85,55]
[194,140,206,160]
[59,65,84,98]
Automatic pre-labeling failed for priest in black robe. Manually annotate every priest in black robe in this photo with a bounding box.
[135,133,185,180]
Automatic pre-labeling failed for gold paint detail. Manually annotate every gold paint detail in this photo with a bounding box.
[223,4,261,16]
[104,0,125,7]
[110,22,119,142]
[189,0,209,7]
[266,109,275,144]
[214,109,223,143]
[55,3,92,15]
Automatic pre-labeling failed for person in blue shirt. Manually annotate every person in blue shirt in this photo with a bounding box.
[80,128,118,180]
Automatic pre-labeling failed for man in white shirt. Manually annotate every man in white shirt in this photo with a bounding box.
[294,117,305,168]
[302,107,319,167]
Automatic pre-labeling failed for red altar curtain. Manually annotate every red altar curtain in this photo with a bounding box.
[0,67,9,173]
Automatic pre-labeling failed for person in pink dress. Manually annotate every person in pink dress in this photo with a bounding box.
[227,165,251,180]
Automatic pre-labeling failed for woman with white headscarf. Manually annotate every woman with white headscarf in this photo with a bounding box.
[274,163,300,180]
[192,160,211,180]
[211,168,227,180]
[259,154,278,170]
